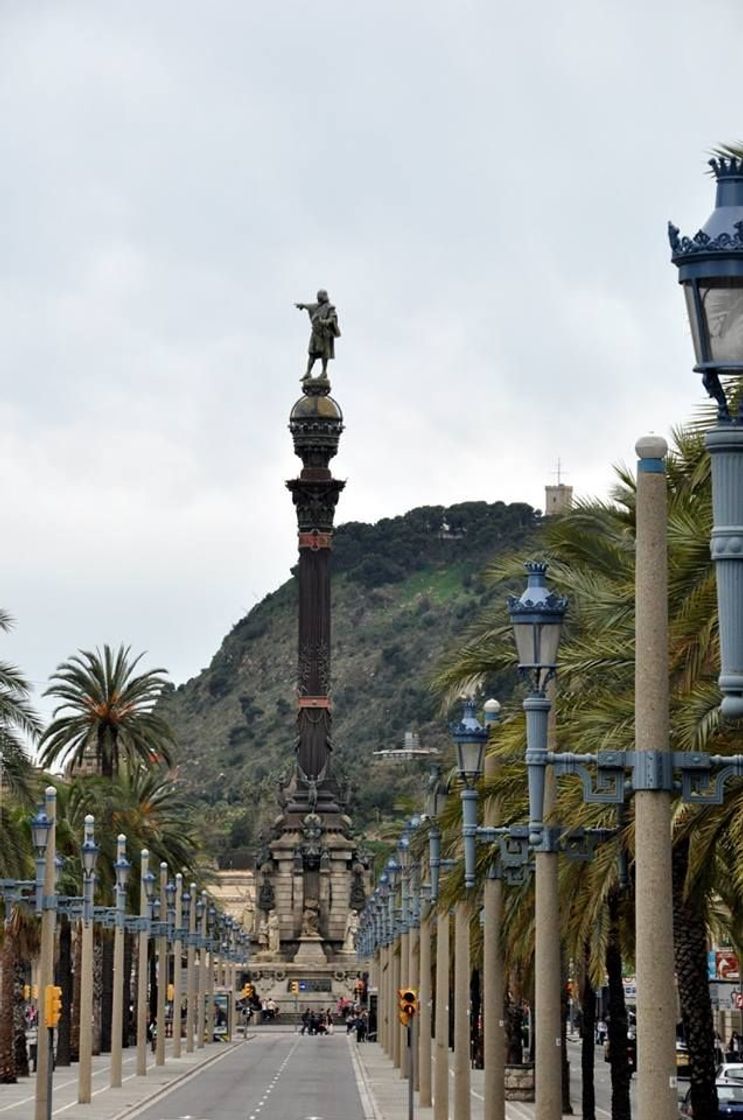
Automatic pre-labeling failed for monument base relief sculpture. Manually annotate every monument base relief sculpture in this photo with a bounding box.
[248,293,371,1010]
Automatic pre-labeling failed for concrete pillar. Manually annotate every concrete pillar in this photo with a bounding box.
[399,928,409,1077]
[454,899,471,1120]
[185,881,197,1053]
[196,891,207,1049]
[392,940,402,1069]
[156,864,167,1066]
[433,911,450,1120]
[409,921,420,1089]
[483,753,506,1120]
[79,815,96,1100]
[634,435,677,1120]
[136,850,149,1076]
[172,875,183,1057]
[110,834,127,1088]
[534,846,561,1120]
[418,909,433,1107]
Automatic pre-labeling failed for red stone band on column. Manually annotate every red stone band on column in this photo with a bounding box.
[298,531,333,550]
[297,696,332,710]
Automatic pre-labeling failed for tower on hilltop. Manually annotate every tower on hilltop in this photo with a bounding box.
[544,458,573,516]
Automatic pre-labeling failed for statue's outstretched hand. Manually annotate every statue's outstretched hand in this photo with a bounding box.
[295,302,305,310]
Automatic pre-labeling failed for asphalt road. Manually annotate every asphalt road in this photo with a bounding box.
[130,1032,367,1120]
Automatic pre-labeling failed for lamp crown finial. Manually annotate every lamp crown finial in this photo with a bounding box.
[709,155,743,180]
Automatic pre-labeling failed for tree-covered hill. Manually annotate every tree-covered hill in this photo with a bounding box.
[161,499,541,865]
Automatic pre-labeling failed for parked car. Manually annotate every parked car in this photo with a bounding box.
[679,1082,743,1118]
[718,1064,743,1084]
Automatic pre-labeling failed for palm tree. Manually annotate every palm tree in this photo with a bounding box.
[39,644,175,779]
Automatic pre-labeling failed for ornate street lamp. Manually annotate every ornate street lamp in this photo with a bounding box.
[451,697,489,888]
[670,156,743,718]
[508,561,567,845]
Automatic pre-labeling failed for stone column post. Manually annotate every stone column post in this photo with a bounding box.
[634,434,677,1120]
[433,910,450,1120]
[483,747,506,1120]
[454,899,471,1120]
[418,907,433,1107]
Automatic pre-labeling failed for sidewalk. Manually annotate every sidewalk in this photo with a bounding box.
[351,1039,538,1120]
[0,1036,247,1120]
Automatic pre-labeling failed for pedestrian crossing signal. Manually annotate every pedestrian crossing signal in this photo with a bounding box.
[44,985,63,1028]
[398,988,417,1025]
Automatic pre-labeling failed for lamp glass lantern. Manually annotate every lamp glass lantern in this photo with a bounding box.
[115,855,131,892]
[507,561,567,690]
[182,890,191,924]
[670,158,743,388]
[451,696,488,787]
[31,808,51,857]
[81,838,99,877]
[144,871,156,901]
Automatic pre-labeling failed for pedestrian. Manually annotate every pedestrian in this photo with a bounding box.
[326,1009,334,1035]
[301,1007,310,1035]
[355,1011,367,1043]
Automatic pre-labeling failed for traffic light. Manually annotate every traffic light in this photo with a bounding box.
[23,985,30,1001]
[289,981,299,995]
[398,987,417,1026]
[44,985,63,1028]
[242,983,254,999]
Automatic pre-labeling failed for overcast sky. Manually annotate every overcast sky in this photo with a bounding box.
[1,0,740,721]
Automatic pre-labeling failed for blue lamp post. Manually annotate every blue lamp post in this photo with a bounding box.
[670,157,743,719]
[508,561,568,846]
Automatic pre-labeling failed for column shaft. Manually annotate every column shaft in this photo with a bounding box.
[634,441,677,1120]
[454,900,471,1120]
[433,912,450,1120]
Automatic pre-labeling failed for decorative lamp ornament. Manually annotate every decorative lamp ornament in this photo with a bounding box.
[81,838,99,877]
[450,695,489,787]
[31,807,51,857]
[507,561,567,691]
[144,871,156,901]
[114,848,131,891]
[669,156,743,420]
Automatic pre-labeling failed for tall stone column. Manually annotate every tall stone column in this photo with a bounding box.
[286,382,345,815]
[392,942,402,1069]
[483,746,506,1120]
[433,911,450,1120]
[399,927,409,1077]
[634,435,676,1120]
[454,900,471,1120]
[418,909,433,1106]
[408,921,419,1089]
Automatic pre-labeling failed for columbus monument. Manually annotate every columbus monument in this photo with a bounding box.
[250,293,369,1005]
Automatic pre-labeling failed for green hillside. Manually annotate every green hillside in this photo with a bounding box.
[161,499,541,865]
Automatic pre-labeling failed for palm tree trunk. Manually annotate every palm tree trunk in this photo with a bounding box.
[580,942,596,1120]
[561,952,574,1114]
[13,963,29,1078]
[56,915,72,1065]
[93,935,103,1055]
[606,889,631,1120]
[123,932,133,1047]
[70,922,82,1062]
[673,839,718,1120]
[0,922,17,1082]
[100,932,114,1053]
